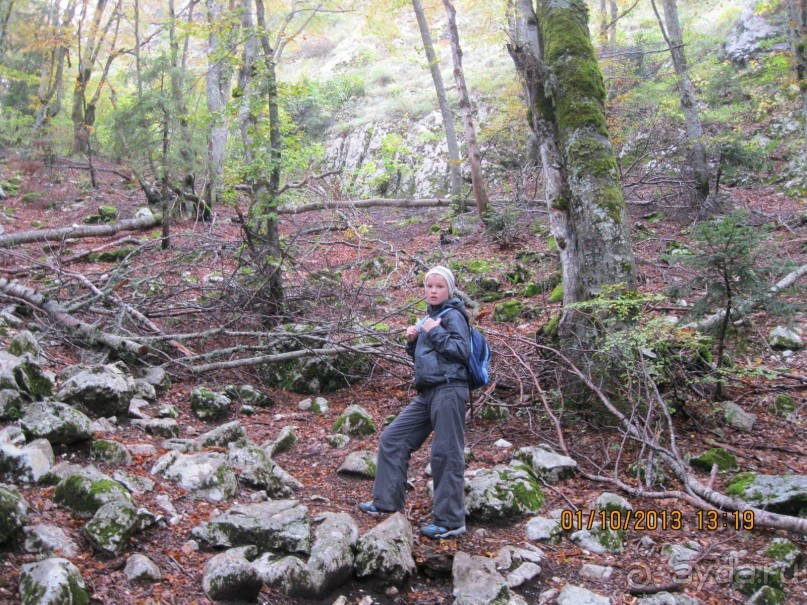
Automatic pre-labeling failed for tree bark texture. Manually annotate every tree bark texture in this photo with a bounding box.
[442,0,489,216]
[0,213,162,248]
[509,0,636,350]
[785,0,807,152]
[652,0,710,203]
[412,0,462,198]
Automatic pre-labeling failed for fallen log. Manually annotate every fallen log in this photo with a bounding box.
[0,213,162,248]
[0,277,148,356]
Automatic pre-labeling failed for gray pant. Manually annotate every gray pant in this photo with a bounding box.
[372,383,468,528]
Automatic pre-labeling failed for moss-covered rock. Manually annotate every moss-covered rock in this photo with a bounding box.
[465,464,544,521]
[690,448,738,472]
[54,471,134,518]
[548,283,563,303]
[190,386,232,421]
[769,395,796,418]
[731,566,784,596]
[20,401,93,445]
[83,500,140,554]
[493,300,523,322]
[747,586,787,605]
[90,440,133,466]
[479,403,509,422]
[0,483,28,544]
[19,558,89,605]
[332,405,376,437]
[725,473,807,516]
[764,537,803,576]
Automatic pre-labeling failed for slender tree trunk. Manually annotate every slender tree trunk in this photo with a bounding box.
[599,0,608,47]
[204,0,233,220]
[33,0,76,137]
[785,0,807,152]
[652,0,710,204]
[168,0,197,215]
[441,0,489,217]
[509,0,636,353]
[412,0,461,199]
[236,0,284,316]
[609,0,618,46]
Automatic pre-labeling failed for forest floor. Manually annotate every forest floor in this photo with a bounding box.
[0,155,805,605]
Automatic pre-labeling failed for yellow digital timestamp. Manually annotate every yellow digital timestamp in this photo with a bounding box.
[559,508,755,532]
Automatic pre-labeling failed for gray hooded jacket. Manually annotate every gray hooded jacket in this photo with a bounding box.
[406,297,470,390]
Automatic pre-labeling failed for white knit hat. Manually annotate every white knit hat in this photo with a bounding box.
[424,265,456,297]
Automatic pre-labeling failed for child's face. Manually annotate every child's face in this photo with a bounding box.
[424,274,450,306]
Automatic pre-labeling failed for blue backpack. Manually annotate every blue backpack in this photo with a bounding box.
[422,309,491,390]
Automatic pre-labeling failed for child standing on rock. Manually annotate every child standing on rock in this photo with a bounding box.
[359,265,470,539]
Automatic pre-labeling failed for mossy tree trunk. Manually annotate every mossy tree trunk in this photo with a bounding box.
[785,0,807,153]
[509,0,636,356]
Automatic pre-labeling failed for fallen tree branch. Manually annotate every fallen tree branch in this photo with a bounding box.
[276,197,455,215]
[684,263,807,331]
[0,277,149,356]
[0,213,163,248]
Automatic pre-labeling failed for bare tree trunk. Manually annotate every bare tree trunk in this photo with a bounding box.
[236,0,284,316]
[651,0,710,204]
[204,0,234,220]
[609,0,618,46]
[599,0,608,47]
[509,0,636,354]
[33,0,76,137]
[412,0,461,199]
[785,0,807,152]
[441,0,489,217]
[0,0,14,60]
[168,0,197,216]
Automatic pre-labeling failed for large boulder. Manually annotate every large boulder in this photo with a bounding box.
[20,401,93,445]
[465,464,544,521]
[202,549,262,602]
[0,483,28,544]
[150,451,239,502]
[255,511,359,598]
[354,512,416,586]
[53,468,134,518]
[90,439,133,466]
[0,388,24,420]
[226,439,292,497]
[0,351,54,398]
[452,551,522,605]
[723,8,790,67]
[18,558,89,605]
[0,428,54,483]
[192,499,310,555]
[198,420,246,447]
[726,473,807,516]
[83,500,143,554]
[23,524,80,559]
[56,364,133,418]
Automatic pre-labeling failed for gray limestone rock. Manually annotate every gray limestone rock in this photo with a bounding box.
[83,500,140,554]
[57,364,133,418]
[18,558,89,605]
[139,366,171,392]
[337,450,377,478]
[264,426,297,456]
[579,563,614,580]
[451,551,519,605]
[332,404,376,437]
[354,513,416,586]
[202,549,262,602]
[124,554,162,582]
[151,450,239,502]
[131,418,179,438]
[0,483,28,544]
[227,439,292,497]
[190,386,231,421]
[512,446,577,483]
[0,388,24,420]
[721,401,757,432]
[556,584,611,605]
[21,400,93,444]
[192,499,310,555]
[506,562,542,589]
[90,439,133,466]
[569,523,623,554]
[768,326,803,350]
[53,469,134,518]
[727,474,807,516]
[525,516,562,542]
[465,465,544,521]
[23,524,79,559]
[636,592,702,604]
[593,492,633,513]
[0,436,54,483]
[197,420,245,447]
